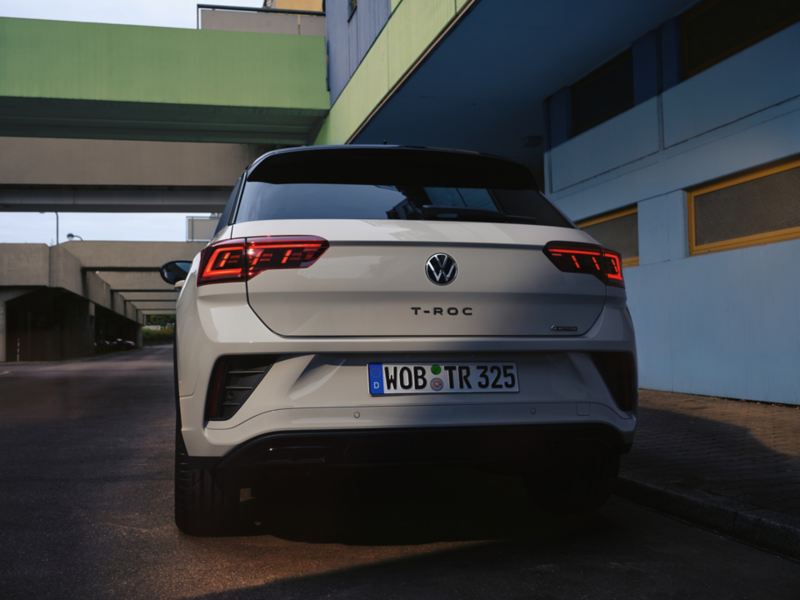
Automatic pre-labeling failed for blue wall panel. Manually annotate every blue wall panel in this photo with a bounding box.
[546,22,800,404]
[549,97,659,192]
[662,22,800,147]
[660,18,681,91]
[638,191,687,264]
[547,88,571,148]
[325,0,391,102]
[325,0,351,101]
[632,30,659,103]
[626,239,800,405]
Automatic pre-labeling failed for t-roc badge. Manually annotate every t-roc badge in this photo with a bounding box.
[425,253,457,285]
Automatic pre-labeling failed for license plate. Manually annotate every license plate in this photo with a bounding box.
[368,362,519,395]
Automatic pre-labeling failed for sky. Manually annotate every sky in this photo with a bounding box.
[0,213,213,245]
[0,0,263,29]
[0,0,263,244]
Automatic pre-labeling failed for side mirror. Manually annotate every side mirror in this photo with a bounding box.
[160,260,192,286]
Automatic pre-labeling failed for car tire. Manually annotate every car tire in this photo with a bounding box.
[174,432,240,536]
[527,451,620,514]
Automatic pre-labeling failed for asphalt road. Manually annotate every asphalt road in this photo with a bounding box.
[0,346,798,599]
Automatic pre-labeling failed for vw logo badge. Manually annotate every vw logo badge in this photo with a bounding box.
[426,253,457,285]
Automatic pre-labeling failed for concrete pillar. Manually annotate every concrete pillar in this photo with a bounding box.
[0,300,6,363]
[58,294,93,359]
[0,289,30,362]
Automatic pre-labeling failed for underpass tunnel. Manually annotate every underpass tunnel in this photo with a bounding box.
[0,240,207,361]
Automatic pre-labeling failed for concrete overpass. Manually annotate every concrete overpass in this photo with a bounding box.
[0,13,329,212]
[0,16,328,145]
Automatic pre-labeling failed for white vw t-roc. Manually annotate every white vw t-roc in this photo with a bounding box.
[161,145,637,535]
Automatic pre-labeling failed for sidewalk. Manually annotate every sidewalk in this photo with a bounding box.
[616,389,800,558]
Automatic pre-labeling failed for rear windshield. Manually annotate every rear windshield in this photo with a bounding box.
[234,182,572,228]
[232,148,572,228]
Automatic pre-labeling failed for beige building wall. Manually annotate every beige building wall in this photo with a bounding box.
[200,8,324,35]
[0,137,260,187]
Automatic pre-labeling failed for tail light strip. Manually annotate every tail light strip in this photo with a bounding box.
[544,242,625,287]
[198,236,328,286]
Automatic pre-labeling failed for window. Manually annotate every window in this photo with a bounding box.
[577,207,639,267]
[238,147,572,227]
[688,158,800,255]
[570,50,634,137]
[235,183,571,228]
[681,0,800,78]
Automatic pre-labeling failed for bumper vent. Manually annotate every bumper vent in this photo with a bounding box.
[205,355,277,421]
[591,352,637,413]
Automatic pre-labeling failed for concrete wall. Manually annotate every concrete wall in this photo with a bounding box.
[186,217,219,242]
[61,241,205,269]
[545,23,800,405]
[49,245,83,297]
[0,244,49,286]
[0,17,329,144]
[0,137,259,187]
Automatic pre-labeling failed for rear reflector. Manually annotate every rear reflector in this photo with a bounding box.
[544,242,624,287]
[198,236,328,286]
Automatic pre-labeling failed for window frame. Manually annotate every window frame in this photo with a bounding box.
[577,206,639,267]
[687,157,800,256]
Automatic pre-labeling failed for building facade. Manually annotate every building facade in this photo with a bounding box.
[543,3,800,405]
[323,0,800,405]
[2,0,798,400]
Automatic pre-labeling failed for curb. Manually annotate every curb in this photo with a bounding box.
[615,477,800,560]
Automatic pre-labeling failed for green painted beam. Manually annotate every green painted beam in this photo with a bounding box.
[315,0,473,146]
[0,17,329,143]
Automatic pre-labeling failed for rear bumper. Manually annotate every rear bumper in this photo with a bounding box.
[187,424,629,476]
[176,289,637,458]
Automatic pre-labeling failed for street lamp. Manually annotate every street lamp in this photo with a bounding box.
[66,233,84,241]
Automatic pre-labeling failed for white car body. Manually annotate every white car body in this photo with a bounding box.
[167,146,637,535]
[177,218,636,456]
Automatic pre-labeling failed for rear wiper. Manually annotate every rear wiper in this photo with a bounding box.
[419,205,537,225]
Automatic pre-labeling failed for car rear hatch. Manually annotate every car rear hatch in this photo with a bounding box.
[232,219,607,337]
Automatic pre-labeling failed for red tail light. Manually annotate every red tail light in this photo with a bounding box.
[544,242,625,287]
[198,236,328,286]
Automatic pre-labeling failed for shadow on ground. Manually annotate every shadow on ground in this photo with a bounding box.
[235,466,586,546]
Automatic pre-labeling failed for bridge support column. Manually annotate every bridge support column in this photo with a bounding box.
[0,290,30,362]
